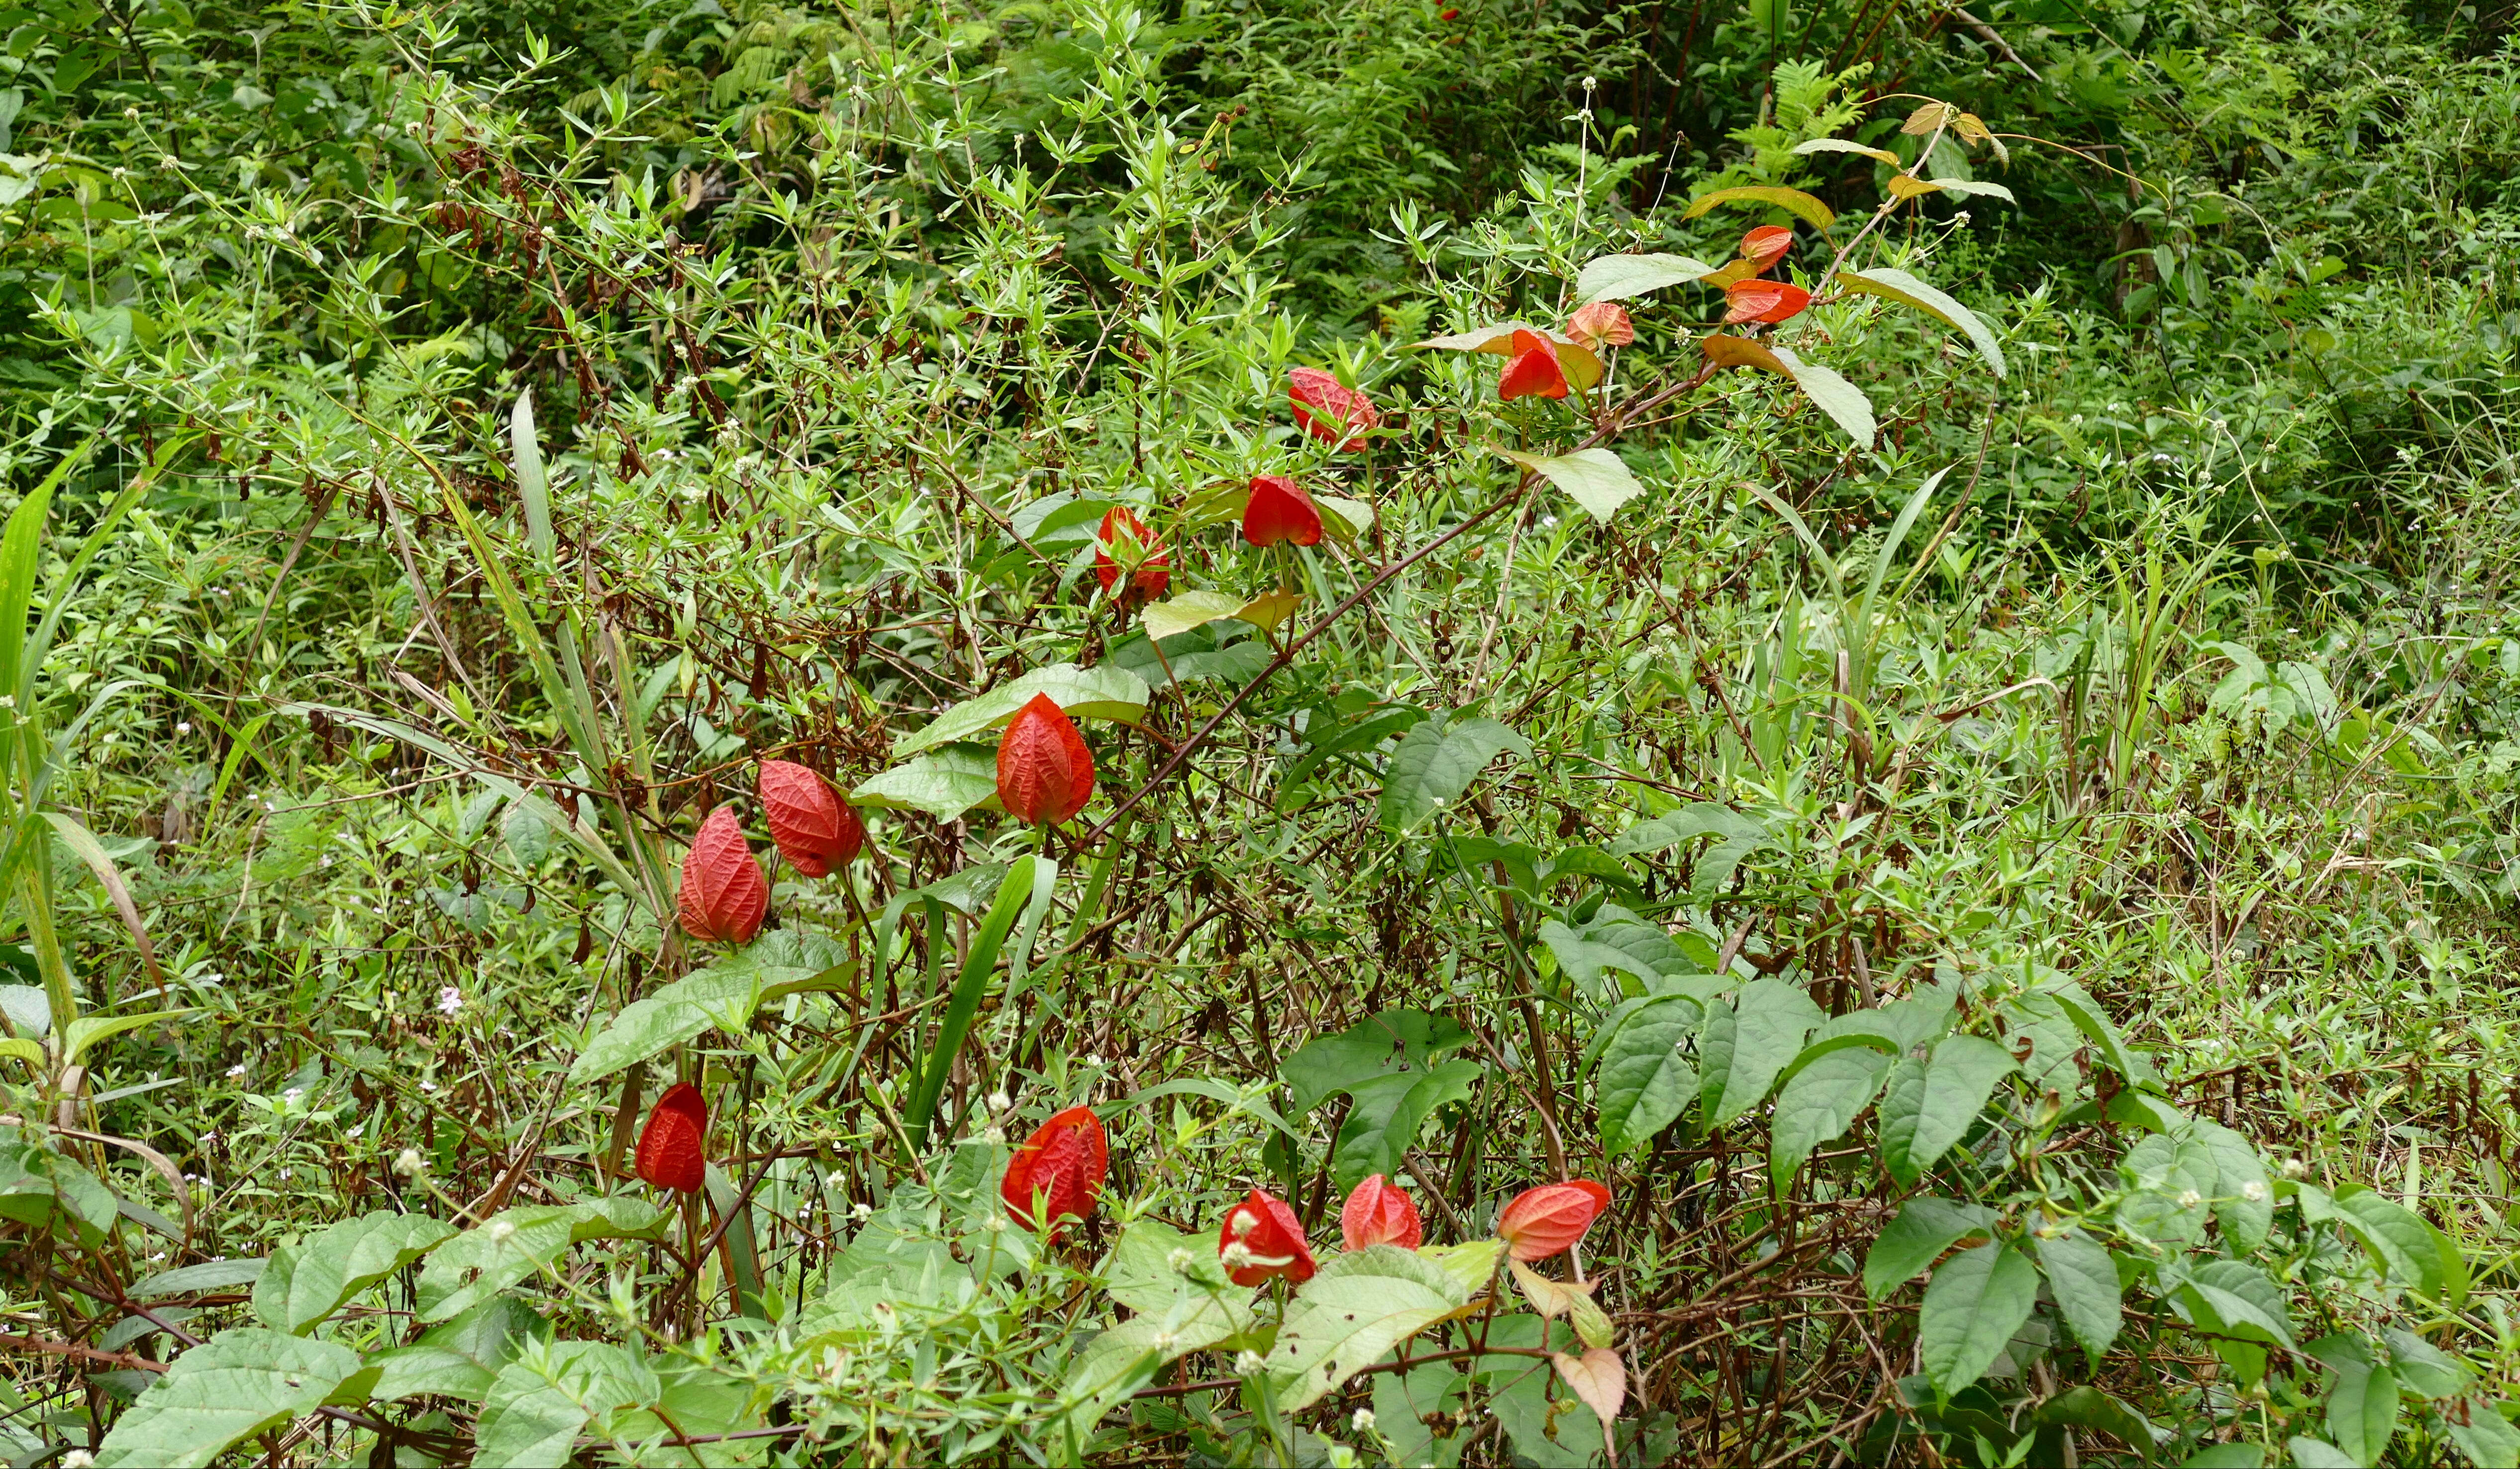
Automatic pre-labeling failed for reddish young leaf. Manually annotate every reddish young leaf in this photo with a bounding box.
[996,693,1096,826]
[1001,1104,1108,1235]
[1739,225,1794,272]
[1218,1185,1317,1285]
[1566,301,1634,352]
[757,759,862,878]
[1497,1179,1612,1261]
[1340,1173,1424,1250]
[1092,506,1171,601]
[1723,281,1813,325]
[1241,475,1325,548]
[635,1081,708,1194]
[1438,5,1459,15]
[677,803,768,944]
[1287,367,1381,451]
[1497,329,1569,401]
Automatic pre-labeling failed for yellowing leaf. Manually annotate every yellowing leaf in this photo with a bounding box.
[1929,178,2017,203]
[1550,1348,1626,1461]
[1834,267,2007,377]
[1794,137,1902,165]
[1142,590,1244,643]
[1510,1261,1598,1321]
[1701,334,1790,375]
[1314,493,1374,541]
[1887,174,1940,200]
[1700,258,1765,290]
[1489,446,1645,521]
[1234,590,1303,634]
[1682,186,1836,232]
[1902,101,1957,135]
[1700,337,1876,446]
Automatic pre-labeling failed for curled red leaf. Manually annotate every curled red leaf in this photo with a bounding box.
[1340,1173,1424,1250]
[1218,1185,1316,1285]
[1739,225,1793,272]
[1723,280,1812,325]
[1242,474,1324,548]
[996,692,1095,826]
[677,803,768,944]
[1001,1104,1108,1235]
[1287,367,1380,451]
[1497,329,1569,400]
[1497,1179,1612,1261]
[1567,301,1634,352]
[635,1081,708,1194]
[758,759,862,878]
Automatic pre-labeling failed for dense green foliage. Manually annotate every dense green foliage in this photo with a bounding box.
[4,0,2520,1464]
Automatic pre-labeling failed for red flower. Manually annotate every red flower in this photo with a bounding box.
[678,804,768,944]
[1739,225,1793,272]
[1092,506,1170,601]
[1497,329,1569,400]
[1722,280,1812,325]
[996,693,1095,826]
[1242,474,1324,548]
[635,1081,708,1193]
[1496,1180,1611,1261]
[757,759,863,878]
[1438,5,1458,15]
[1218,1186,1317,1285]
[1287,367,1380,451]
[1001,1105,1108,1234]
[1566,302,1634,352]
[1340,1174,1424,1250]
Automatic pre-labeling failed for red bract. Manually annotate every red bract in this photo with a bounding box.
[1497,329,1569,400]
[1287,367,1380,451]
[1218,1186,1316,1285]
[1567,301,1634,352]
[1242,475,1324,548]
[1497,1179,1612,1261]
[757,759,862,878]
[1438,4,1458,14]
[1340,1173,1424,1250]
[635,1081,708,1194]
[678,804,768,944]
[1723,280,1812,325]
[996,693,1095,826]
[1001,1104,1108,1234]
[1092,506,1170,601]
[1739,225,1793,272]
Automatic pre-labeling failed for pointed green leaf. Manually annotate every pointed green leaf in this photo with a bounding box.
[2033,1229,2123,1366]
[894,663,1149,758]
[256,1211,457,1334]
[1378,713,1531,831]
[1682,185,1837,231]
[1769,1038,1895,1187]
[1575,252,1721,303]
[95,1329,364,1468]
[1863,1196,1994,1299]
[1490,446,1646,521]
[849,745,1001,821]
[2327,1358,2401,1467]
[1834,267,2007,377]
[1596,996,1704,1153]
[1919,1242,2038,1394]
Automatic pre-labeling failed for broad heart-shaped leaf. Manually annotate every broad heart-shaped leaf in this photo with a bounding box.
[1699,337,1877,446]
[1834,267,2007,378]
[1682,184,1837,231]
[1768,1037,1895,1187]
[849,744,999,820]
[1883,1035,2015,1183]
[1378,713,1532,832]
[2191,1119,2274,1250]
[1280,1008,1471,1116]
[1334,1057,1484,1189]
[2327,1357,2401,1468]
[1141,589,1244,642]
[1539,916,1681,995]
[2330,1184,2452,1300]
[2032,1229,2123,1366]
[2178,1259,2298,1351]
[1575,251,1721,303]
[893,662,1150,758]
[1702,978,1824,1127]
[255,1211,456,1334]
[1490,445,1645,521]
[566,965,759,1086]
[2384,1327,2472,1399]
[417,1197,667,1322]
[1863,1196,1994,1299]
[474,1341,659,1469]
[95,1328,365,1468]
[1596,996,1703,1153]
[1918,1241,2037,1394]
[1268,1246,1467,1411]
[1103,1218,1248,1315]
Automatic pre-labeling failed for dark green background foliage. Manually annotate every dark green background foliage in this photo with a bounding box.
[3,0,2520,1464]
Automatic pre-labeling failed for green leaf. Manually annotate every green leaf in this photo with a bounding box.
[2385,1327,2471,1399]
[1863,1196,1994,1299]
[255,1211,456,1334]
[1269,1246,1466,1411]
[1793,137,1902,164]
[2032,1229,2123,1366]
[1768,1037,1894,1187]
[1141,590,1245,642]
[2034,1386,2155,1459]
[2049,985,2160,1089]
[1769,345,1876,446]
[1705,978,1823,1126]
[474,1341,658,1469]
[1886,1035,2015,1182]
[1929,177,2017,202]
[1682,184,1837,231]
[2443,1401,2520,1469]
[366,1346,495,1403]
[2291,1437,2363,1469]
[1873,1055,1930,1185]
[511,388,552,564]
[2179,1259,2296,1351]
[893,663,1150,757]
[62,1007,198,1067]
[1059,1288,1249,1433]
[131,1257,268,1298]
[849,745,1001,821]
[2326,1358,2400,1467]
[1596,996,1703,1153]
[2192,1120,2274,1251]
[1280,1009,1470,1116]
[1377,713,1531,832]
[2330,1185,2450,1299]
[1422,1238,1507,1297]
[2180,1446,2264,1468]
[1335,1058,1484,1188]
[95,1329,364,1469]
[1489,446,1645,521]
[567,965,760,1086]
[1103,1218,1245,1315]
[1833,267,2007,377]
[1575,251,1722,303]
[416,1198,667,1323]
[1918,1241,2038,1394]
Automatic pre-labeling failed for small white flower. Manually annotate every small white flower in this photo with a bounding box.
[2241,1180,2269,1203]
[282,1087,303,1105]
[1351,1408,1377,1434]
[2281,1158,2308,1179]
[987,1213,1009,1233]
[420,1079,436,1092]
[176,721,191,734]
[1151,1330,1181,1353]
[436,986,463,1016]
[1233,1351,1268,1378]
[63,1451,95,1468]
[2176,1188,2204,1210]
[1166,1248,1196,1274]
[394,1149,425,1176]
[1220,1241,1258,1271]
[486,1219,517,1243]
[851,1202,872,1220]
[987,1090,1010,1112]
[226,1064,246,1078]
[983,1126,1006,1145]
[1084,1054,1105,1068]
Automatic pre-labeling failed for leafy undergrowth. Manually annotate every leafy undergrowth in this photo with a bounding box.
[4,0,2520,1465]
